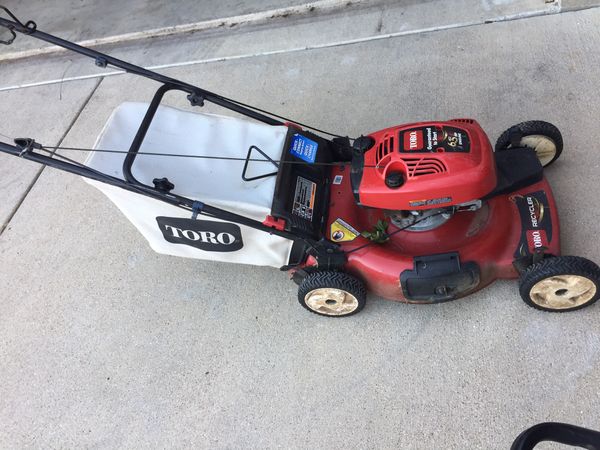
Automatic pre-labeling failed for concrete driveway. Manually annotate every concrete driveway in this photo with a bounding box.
[1,1,600,448]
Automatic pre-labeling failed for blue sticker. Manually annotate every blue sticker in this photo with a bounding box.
[289,134,318,164]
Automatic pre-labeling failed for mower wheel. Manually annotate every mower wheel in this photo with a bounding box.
[519,256,600,312]
[495,121,563,167]
[298,271,367,317]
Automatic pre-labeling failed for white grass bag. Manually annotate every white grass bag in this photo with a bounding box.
[84,102,293,267]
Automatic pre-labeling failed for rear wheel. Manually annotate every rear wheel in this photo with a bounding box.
[298,271,367,317]
[519,256,600,312]
[495,121,563,167]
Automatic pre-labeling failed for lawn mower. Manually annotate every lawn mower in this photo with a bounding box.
[1,7,600,317]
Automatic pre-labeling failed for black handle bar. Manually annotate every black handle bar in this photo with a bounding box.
[511,422,600,450]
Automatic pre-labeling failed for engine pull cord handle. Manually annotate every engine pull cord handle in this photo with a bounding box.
[0,5,37,45]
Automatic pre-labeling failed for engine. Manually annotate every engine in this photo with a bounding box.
[351,119,496,231]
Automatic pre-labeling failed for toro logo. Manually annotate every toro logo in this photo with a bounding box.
[156,217,243,252]
[526,229,548,251]
[403,129,423,151]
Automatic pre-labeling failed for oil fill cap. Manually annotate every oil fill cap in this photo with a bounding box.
[385,172,405,189]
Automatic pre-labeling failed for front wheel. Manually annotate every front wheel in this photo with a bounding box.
[298,271,367,317]
[495,120,563,167]
[519,256,600,312]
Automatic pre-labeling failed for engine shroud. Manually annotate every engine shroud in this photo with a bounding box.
[354,119,498,210]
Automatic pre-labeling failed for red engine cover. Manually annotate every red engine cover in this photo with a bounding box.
[357,119,497,210]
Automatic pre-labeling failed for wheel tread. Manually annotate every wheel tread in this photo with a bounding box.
[298,271,367,317]
[519,256,600,312]
[495,120,563,167]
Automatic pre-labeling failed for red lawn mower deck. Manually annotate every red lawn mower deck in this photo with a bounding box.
[290,119,600,316]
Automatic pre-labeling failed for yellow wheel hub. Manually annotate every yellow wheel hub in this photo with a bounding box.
[529,274,597,310]
[304,288,359,316]
[520,135,557,166]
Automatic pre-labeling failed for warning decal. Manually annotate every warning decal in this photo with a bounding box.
[330,218,360,242]
[292,176,316,221]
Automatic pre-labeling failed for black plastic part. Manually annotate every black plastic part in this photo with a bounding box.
[350,151,365,204]
[400,253,480,302]
[513,256,531,275]
[280,240,312,271]
[385,171,404,189]
[511,422,600,450]
[349,136,373,204]
[152,177,175,193]
[270,129,333,240]
[186,92,205,107]
[353,136,376,154]
[95,57,107,68]
[331,136,353,161]
[509,130,523,147]
[291,268,311,285]
[307,239,346,270]
[484,147,543,199]
[513,255,536,274]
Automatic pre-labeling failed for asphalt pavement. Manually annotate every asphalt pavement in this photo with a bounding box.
[1,1,600,448]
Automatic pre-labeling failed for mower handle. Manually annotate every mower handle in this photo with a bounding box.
[511,422,600,450]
